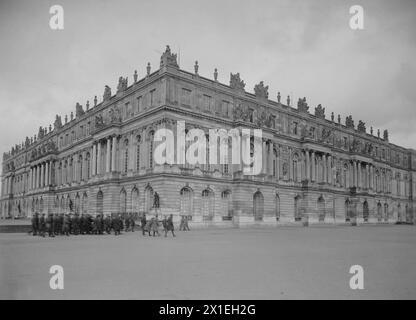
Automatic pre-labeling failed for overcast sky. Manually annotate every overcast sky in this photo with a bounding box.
[0,0,415,164]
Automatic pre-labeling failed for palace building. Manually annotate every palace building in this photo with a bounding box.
[1,45,415,226]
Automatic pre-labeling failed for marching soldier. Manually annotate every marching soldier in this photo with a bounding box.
[183,215,190,231]
[112,214,121,235]
[125,214,130,232]
[130,213,136,232]
[104,214,112,234]
[151,214,160,237]
[73,213,80,235]
[39,214,46,237]
[46,213,55,237]
[141,213,147,236]
[31,212,39,236]
[80,214,86,235]
[56,213,64,235]
[63,213,70,236]
[164,214,176,237]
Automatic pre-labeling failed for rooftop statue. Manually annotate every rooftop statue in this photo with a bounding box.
[254,81,269,99]
[229,73,245,91]
[38,126,45,140]
[345,115,354,129]
[160,45,179,69]
[314,104,325,119]
[54,115,62,130]
[357,120,366,133]
[117,77,128,93]
[297,97,309,113]
[194,61,199,75]
[103,85,112,101]
[75,102,85,117]
[383,129,389,141]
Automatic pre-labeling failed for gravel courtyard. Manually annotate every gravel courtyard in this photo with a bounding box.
[1,225,415,299]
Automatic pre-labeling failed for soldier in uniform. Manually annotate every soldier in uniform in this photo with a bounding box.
[124,214,130,232]
[141,213,147,236]
[151,214,160,237]
[164,214,176,237]
[31,212,39,236]
[130,213,136,232]
[179,215,184,231]
[104,214,112,234]
[63,213,70,236]
[73,213,80,235]
[80,214,86,235]
[112,214,121,235]
[87,214,94,234]
[56,213,63,235]
[99,214,104,234]
[39,214,46,237]
[183,216,190,231]
[46,213,55,237]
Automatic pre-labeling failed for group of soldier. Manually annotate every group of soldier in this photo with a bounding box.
[30,212,182,238]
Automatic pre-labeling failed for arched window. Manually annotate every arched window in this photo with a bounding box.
[253,191,264,221]
[86,153,90,179]
[82,192,88,214]
[345,199,350,221]
[202,189,214,220]
[221,190,232,219]
[363,201,369,222]
[145,185,154,212]
[96,190,104,215]
[120,189,127,214]
[180,187,193,217]
[275,194,280,221]
[131,188,139,214]
[294,195,301,221]
[317,196,325,222]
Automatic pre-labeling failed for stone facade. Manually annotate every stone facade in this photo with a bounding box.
[1,46,415,227]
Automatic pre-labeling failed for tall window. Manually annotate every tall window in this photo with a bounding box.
[149,132,154,169]
[124,140,129,173]
[136,96,142,113]
[150,89,155,107]
[136,136,141,171]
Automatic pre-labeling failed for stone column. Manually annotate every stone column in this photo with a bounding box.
[366,164,369,189]
[111,136,117,172]
[106,138,111,173]
[323,154,327,183]
[39,164,43,188]
[97,142,102,175]
[328,155,332,185]
[357,161,361,188]
[268,142,274,176]
[305,150,310,181]
[29,168,32,190]
[92,144,97,176]
[45,161,49,186]
[62,160,65,185]
[311,151,315,182]
[262,140,267,175]
[37,164,42,189]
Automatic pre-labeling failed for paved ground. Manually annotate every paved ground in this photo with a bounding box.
[1,225,415,299]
